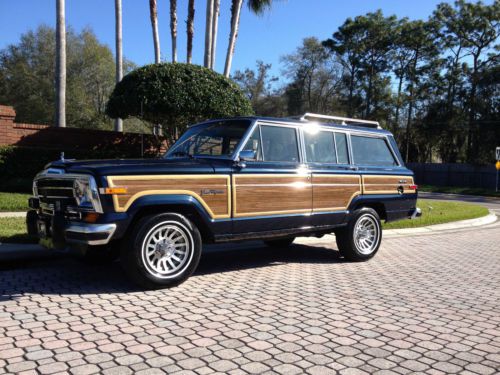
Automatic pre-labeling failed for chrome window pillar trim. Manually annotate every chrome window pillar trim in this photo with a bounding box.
[232,119,259,160]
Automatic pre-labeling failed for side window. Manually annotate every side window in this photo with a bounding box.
[241,126,263,161]
[335,133,349,164]
[261,125,299,162]
[351,135,398,166]
[304,131,336,163]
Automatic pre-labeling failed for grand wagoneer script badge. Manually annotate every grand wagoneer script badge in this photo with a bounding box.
[201,189,225,196]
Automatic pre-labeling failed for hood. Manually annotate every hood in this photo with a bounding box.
[46,157,219,176]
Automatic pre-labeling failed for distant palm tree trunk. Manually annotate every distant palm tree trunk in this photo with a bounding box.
[224,0,243,78]
[55,0,66,127]
[186,0,195,63]
[170,0,177,63]
[114,0,123,132]
[204,0,214,68]
[210,0,220,69]
[149,0,161,63]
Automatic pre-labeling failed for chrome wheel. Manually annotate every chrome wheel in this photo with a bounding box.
[353,215,379,255]
[141,221,193,279]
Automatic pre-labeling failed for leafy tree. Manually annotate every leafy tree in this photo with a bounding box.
[434,0,499,162]
[106,63,254,143]
[0,26,135,129]
[232,61,285,116]
[282,37,343,115]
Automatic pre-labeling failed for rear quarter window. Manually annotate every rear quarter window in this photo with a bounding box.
[351,135,398,166]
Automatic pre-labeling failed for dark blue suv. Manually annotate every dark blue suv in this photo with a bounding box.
[28,113,420,288]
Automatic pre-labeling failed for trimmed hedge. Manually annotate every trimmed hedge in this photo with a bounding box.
[0,146,159,193]
[106,63,254,141]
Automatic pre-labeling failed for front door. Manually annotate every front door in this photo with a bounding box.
[232,123,312,234]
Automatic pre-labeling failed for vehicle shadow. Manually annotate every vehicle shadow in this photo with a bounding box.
[0,242,341,299]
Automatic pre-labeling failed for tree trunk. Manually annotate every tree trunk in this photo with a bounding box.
[170,0,177,63]
[204,0,214,68]
[405,50,419,163]
[186,0,195,64]
[393,72,404,133]
[114,0,123,132]
[467,53,479,163]
[55,0,66,128]
[224,0,243,78]
[149,0,161,63]
[210,0,220,69]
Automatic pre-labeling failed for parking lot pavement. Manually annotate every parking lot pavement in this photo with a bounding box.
[1,224,499,375]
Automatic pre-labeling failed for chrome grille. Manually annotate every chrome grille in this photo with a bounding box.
[36,177,77,210]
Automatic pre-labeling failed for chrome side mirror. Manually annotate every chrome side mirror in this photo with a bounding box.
[236,150,256,168]
[239,150,256,161]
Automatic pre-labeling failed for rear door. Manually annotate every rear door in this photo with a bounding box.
[303,127,362,226]
[232,122,312,234]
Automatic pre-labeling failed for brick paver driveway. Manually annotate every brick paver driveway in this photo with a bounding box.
[1,224,499,374]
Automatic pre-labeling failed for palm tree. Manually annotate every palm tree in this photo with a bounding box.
[149,0,161,63]
[114,0,123,132]
[170,0,177,63]
[224,0,273,77]
[204,0,214,68]
[186,0,195,63]
[210,0,220,69]
[55,0,66,127]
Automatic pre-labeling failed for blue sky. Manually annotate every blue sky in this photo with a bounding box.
[0,0,473,80]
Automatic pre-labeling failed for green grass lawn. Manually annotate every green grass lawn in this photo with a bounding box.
[0,217,37,244]
[383,199,489,230]
[0,199,489,244]
[419,185,500,198]
[0,192,30,212]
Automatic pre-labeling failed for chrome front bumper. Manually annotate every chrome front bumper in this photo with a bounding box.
[65,223,117,245]
[410,207,422,219]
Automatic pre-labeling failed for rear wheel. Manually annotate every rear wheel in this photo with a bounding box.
[264,237,295,248]
[336,208,382,261]
[121,213,202,289]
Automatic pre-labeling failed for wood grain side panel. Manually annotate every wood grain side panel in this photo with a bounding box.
[233,174,311,217]
[107,175,230,218]
[362,175,416,194]
[312,174,361,211]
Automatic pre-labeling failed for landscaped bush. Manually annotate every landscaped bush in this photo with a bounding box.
[106,63,254,142]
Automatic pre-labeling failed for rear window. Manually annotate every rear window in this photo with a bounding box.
[351,135,398,166]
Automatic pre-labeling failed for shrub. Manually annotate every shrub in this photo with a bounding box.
[106,63,254,142]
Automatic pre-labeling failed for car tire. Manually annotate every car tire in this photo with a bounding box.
[121,213,202,289]
[264,237,295,248]
[336,208,382,261]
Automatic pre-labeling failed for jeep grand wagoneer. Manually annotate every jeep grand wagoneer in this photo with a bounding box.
[27,113,420,288]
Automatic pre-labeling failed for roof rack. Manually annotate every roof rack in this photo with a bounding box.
[296,113,382,129]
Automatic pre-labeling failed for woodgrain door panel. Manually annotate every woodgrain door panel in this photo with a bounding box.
[312,174,361,212]
[232,174,312,218]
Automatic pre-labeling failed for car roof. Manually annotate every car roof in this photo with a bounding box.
[203,116,393,135]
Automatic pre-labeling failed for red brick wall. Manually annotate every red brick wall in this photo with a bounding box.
[0,105,167,155]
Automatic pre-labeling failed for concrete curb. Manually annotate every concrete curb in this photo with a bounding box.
[0,212,26,218]
[384,211,498,238]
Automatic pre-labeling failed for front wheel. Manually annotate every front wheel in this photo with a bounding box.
[121,213,202,289]
[336,208,382,261]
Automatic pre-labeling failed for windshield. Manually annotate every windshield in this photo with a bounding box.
[165,119,252,158]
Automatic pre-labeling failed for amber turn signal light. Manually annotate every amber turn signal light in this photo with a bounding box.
[83,212,100,223]
[102,187,128,195]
